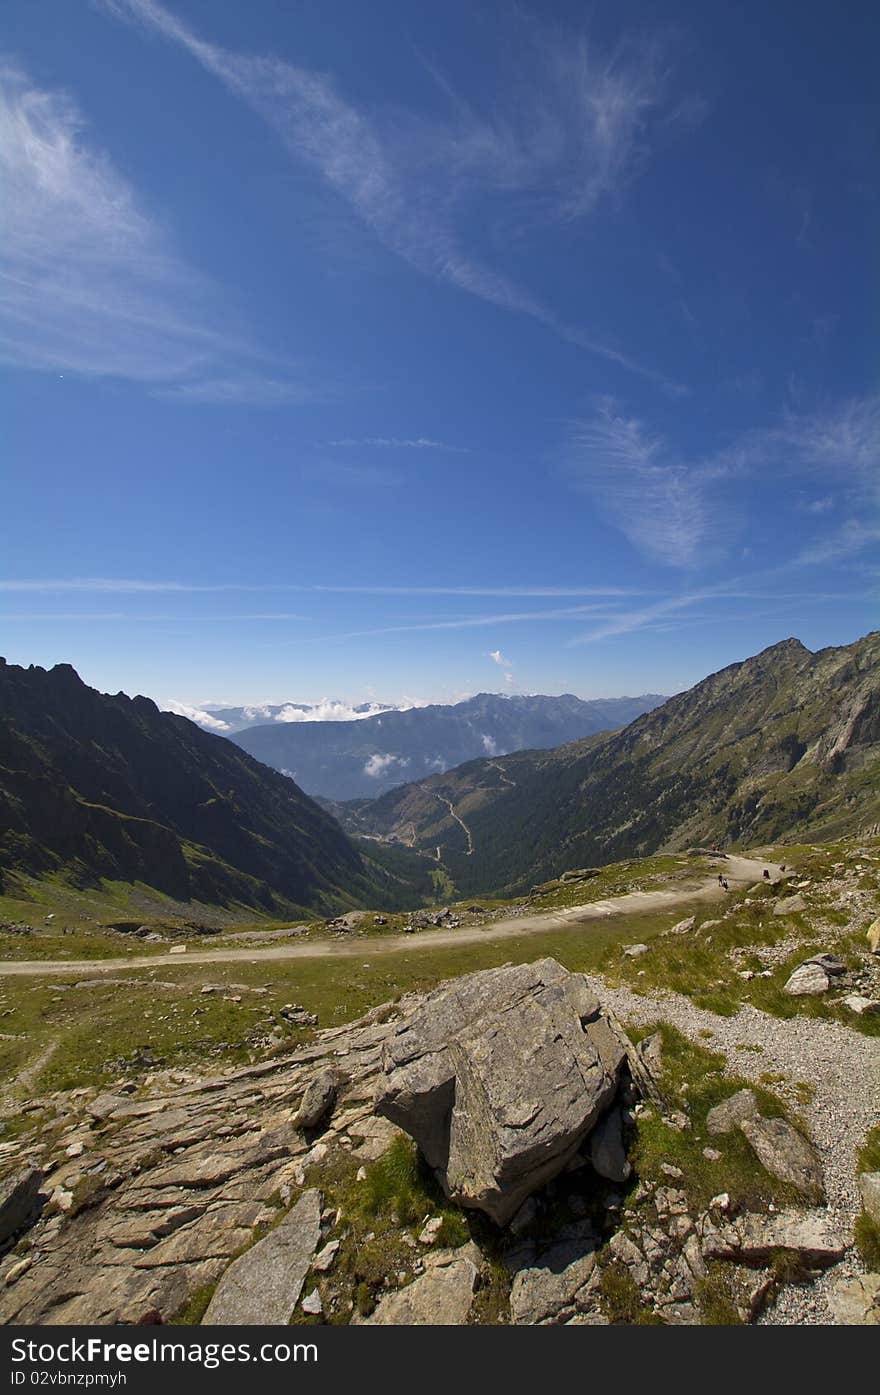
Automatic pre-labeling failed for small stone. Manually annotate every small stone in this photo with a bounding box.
[660,1164,683,1179]
[4,1258,32,1286]
[844,995,880,1017]
[622,944,648,958]
[709,1193,731,1214]
[783,962,829,996]
[313,1240,340,1273]
[418,1217,443,1245]
[668,917,695,936]
[301,1289,323,1316]
[702,1148,722,1162]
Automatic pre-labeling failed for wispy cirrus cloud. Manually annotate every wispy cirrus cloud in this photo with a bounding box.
[565,393,880,570]
[323,437,470,452]
[0,61,312,402]
[103,0,690,391]
[564,400,719,568]
[0,578,642,597]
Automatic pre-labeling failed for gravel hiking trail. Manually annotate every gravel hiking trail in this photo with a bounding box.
[0,856,781,978]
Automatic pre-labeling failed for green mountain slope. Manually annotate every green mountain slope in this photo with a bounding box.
[338,633,880,897]
[0,659,430,915]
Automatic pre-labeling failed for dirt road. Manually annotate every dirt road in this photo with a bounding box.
[0,856,782,979]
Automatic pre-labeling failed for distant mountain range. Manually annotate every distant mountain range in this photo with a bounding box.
[334,633,880,897]
[168,699,403,734]
[230,692,667,800]
[3,633,877,919]
[0,659,429,916]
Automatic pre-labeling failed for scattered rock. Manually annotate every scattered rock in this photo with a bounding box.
[804,953,846,976]
[360,1245,480,1325]
[418,1217,443,1246]
[844,995,880,1017]
[636,1031,663,1077]
[201,1190,321,1325]
[312,1240,339,1273]
[773,894,807,916]
[739,1117,824,1202]
[622,944,648,958]
[703,1209,845,1267]
[827,1273,880,1325]
[509,1198,538,1236]
[866,919,879,955]
[668,917,696,936]
[783,962,830,996]
[706,1088,759,1136]
[293,1070,339,1131]
[301,1289,323,1316]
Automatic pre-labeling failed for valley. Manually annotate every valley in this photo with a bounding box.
[1,634,878,1329]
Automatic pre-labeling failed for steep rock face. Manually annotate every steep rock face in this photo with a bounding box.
[345,632,880,896]
[374,959,624,1224]
[0,659,426,914]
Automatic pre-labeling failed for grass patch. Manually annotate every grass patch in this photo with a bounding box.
[854,1212,880,1269]
[695,1265,744,1325]
[627,1023,805,1213]
[596,1261,664,1325]
[857,1124,880,1175]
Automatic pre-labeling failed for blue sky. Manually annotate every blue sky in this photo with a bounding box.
[2,0,878,711]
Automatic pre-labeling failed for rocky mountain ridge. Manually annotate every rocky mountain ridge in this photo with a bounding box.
[0,659,428,917]
[338,632,880,898]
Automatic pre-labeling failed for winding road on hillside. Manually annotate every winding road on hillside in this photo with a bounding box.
[0,856,781,978]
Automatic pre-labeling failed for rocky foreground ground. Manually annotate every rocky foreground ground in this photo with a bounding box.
[1,955,877,1327]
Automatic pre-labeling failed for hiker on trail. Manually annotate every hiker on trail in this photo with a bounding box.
[763,869,770,880]
[718,873,724,885]
[722,878,729,890]
[780,865,786,873]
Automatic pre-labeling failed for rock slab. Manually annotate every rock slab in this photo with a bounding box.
[201,1189,321,1325]
[361,1246,480,1325]
[0,1169,43,1248]
[739,1117,824,1202]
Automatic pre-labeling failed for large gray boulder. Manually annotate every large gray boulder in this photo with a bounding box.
[374,959,623,1224]
[201,1189,321,1325]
